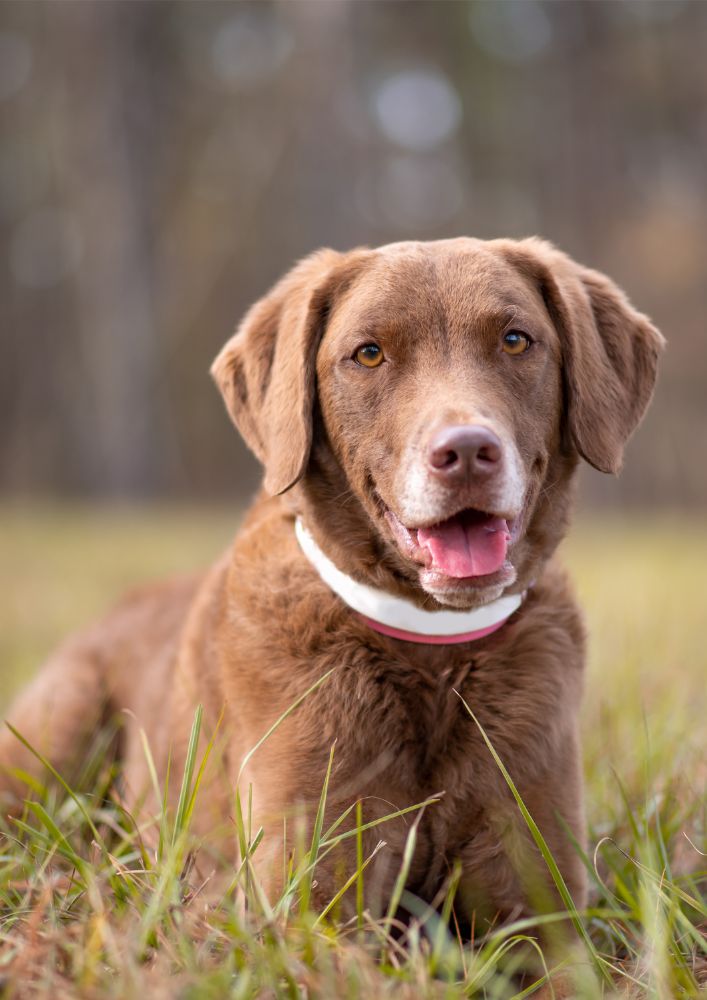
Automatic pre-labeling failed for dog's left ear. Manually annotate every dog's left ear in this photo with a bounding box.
[510,239,666,475]
[211,248,368,495]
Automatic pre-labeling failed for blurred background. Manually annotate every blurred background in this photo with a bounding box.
[1,0,706,509]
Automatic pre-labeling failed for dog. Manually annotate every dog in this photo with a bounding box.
[0,237,663,933]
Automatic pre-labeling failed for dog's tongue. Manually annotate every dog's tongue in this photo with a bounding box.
[417,514,509,578]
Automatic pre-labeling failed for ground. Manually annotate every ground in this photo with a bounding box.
[0,502,705,998]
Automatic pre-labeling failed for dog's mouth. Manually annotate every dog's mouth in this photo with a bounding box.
[384,505,521,586]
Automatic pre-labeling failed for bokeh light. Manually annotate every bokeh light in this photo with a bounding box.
[372,69,462,151]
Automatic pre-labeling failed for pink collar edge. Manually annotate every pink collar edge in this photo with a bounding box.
[356,613,513,645]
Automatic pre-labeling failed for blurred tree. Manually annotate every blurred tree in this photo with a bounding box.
[0,0,705,507]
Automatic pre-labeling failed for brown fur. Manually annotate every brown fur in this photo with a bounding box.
[0,237,663,936]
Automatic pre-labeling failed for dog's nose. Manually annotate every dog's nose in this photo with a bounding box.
[427,425,502,482]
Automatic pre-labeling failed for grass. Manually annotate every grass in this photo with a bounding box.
[0,501,705,998]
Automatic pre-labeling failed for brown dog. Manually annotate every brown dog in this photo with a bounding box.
[0,237,663,931]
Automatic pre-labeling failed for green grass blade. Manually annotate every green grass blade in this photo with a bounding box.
[465,933,552,996]
[171,704,202,845]
[300,741,336,914]
[314,840,386,927]
[5,722,105,851]
[380,807,424,951]
[5,766,48,799]
[321,795,441,849]
[183,705,224,832]
[429,860,462,976]
[356,799,364,934]
[26,800,88,880]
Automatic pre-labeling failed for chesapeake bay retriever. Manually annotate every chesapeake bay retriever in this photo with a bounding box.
[0,237,663,930]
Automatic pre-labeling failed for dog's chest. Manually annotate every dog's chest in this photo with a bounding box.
[329,645,485,790]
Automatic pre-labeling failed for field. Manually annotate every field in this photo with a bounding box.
[0,503,705,998]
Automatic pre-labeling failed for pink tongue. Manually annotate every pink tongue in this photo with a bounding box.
[417,516,509,578]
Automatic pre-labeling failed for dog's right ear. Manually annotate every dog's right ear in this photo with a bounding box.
[211,248,367,496]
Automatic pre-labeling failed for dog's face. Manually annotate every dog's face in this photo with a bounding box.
[314,242,563,606]
[213,238,663,609]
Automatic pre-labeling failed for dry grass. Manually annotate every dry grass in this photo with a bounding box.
[0,502,705,998]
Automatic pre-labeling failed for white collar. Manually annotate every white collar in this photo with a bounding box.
[295,517,523,645]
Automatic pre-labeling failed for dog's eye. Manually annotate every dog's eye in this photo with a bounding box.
[502,331,532,356]
[354,343,384,368]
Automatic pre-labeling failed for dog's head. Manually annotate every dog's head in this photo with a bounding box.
[212,238,664,609]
